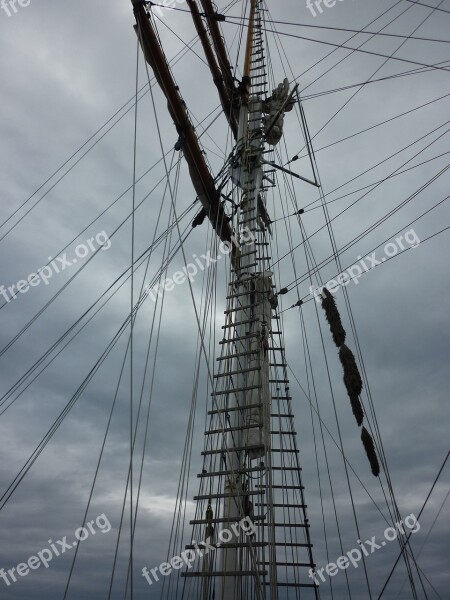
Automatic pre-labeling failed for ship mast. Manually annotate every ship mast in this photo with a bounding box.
[131,1,318,597]
[219,1,270,597]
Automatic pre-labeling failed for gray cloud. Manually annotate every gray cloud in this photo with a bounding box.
[0,0,449,598]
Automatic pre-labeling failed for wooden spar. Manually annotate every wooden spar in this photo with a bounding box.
[131,0,239,258]
[186,0,238,139]
[242,0,257,97]
[244,0,256,78]
[198,0,237,98]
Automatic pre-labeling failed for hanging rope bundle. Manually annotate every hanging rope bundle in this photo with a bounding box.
[205,500,214,540]
[320,287,380,476]
[321,287,346,347]
[361,426,381,477]
[346,388,364,426]
[192,207,207,228]
[202,501,214,587]
[339,344,362,395]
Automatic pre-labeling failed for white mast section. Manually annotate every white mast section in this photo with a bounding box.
[219,1,273,598]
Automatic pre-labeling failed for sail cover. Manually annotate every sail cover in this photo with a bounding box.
[244,272,274,459]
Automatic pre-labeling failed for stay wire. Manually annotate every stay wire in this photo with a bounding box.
[243,27,450,74]
[285,9,441,591]
[292,92,450,167]
[0,13,220,241]
[0,202,194,415]
[0,82,149,234]
[395,487,450,599]
[67,196,187,600]
[107,157,180,599]
[285,1,429,161]
[300,63,450,102]
[128,35,140,600]
[282,216,450,314]
[0,185,185,360]
[272,122,450,273]
[404,0,450,13]
[376,451,450,599]
[307,3,445,588]
[0,219,194,513]
[289,0,437,171]
[271,148,450,226]
[123,164,183,599]
[223,14,450,43]
[140,10,266,591]
[291,0,418,89]
[62,156,181,600]
[0,100,221,316]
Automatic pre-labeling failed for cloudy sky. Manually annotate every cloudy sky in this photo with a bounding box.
[0,0,449,598]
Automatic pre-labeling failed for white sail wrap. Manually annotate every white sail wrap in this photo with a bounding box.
[244,272,274,459]
[262,78,295,146]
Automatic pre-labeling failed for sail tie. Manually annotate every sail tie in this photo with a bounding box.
[320,287,380,477]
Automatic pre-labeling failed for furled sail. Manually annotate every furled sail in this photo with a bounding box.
[244,272,275,459]
[262,78,296,146]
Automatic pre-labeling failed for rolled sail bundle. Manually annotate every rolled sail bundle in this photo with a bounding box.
[319,287,378,475]
[339,343,363,391]
[192,207,207,228]
[244,273,273,460]
[347,388,364,427]
[339,343,364,426]
[361,426,380,477]
[320,288,346,347]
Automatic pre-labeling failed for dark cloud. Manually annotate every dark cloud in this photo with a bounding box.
[0,0,448,598]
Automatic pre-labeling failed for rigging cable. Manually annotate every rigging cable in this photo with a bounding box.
[265,13,357,596]
[302,2,446,588]
[266,4,445,593]
[108,159,181,598]
[224,16,450,44]
[0,12,229,244]
[376,451,450,599]
[271,123,450,272]
[129,34,140,599]
[284,183,450,297]
[139,11,267,594]
[285,0,443,171]
[61,154,182,599]
[394,487,450,599]
[226,24,450,74]
[403,0,450,13]
[0,203,195,415]
[0,224,195,513]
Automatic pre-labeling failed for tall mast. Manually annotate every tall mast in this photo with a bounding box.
[188,2,317,598]
[219,1,268,596]
[130,1,318,597]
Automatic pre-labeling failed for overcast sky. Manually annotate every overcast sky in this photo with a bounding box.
[0,0,449,598]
